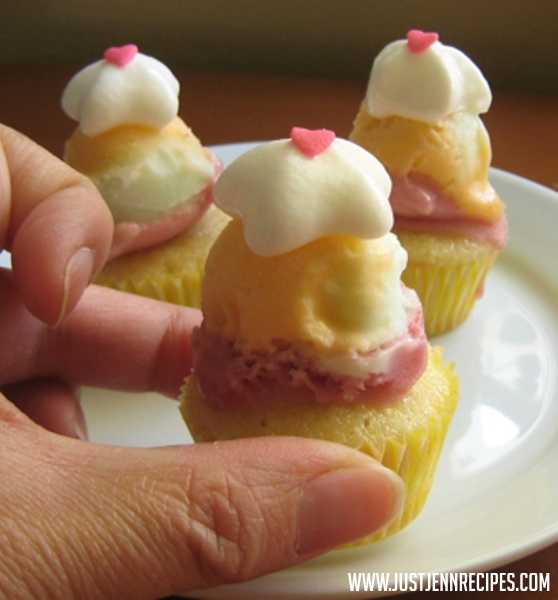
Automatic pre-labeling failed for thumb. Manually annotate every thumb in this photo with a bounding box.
[2,413,403,599]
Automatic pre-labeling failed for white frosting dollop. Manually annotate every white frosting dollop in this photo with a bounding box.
[62,49,179,136]
[214,135,393,256]
[365,37,492,124]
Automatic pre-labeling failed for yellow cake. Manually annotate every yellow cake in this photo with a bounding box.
[95,205,230,306]
[62,44,227,307]
[349,30,508,336]
[182,346,458,544]
[180,128,460,545]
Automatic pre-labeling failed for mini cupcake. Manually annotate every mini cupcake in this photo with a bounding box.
[350,30,508,336]
[180,128,460,545]
[62,44,229,307]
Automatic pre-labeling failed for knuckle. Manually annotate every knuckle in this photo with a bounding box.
[161,460,283,587]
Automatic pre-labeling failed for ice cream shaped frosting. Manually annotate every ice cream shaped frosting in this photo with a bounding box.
[62,44,179,136]
[365,30,492,124]
[194,129,428,407]
[62,45,219,259]
[214,127,393,256]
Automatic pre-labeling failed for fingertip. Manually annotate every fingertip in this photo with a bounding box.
[11,181,113,325]
[0,126,113,323]
[296,462,405,557]
[2,378,88,440]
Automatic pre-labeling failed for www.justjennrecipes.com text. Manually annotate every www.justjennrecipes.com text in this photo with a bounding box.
[347,571,550,593]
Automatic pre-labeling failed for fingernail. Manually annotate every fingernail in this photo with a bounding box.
[296,464,405,557]
[74,409,89,441]
[55,247,95,327]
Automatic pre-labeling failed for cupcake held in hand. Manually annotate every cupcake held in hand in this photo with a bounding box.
[62,44,229,307]
[181,128,460,545]
[350,31,508,336]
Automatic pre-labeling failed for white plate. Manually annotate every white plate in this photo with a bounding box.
[3,144,558,599]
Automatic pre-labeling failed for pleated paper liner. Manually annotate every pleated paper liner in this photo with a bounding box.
[95,206,230,308]
[96,270,205,307]
[180,345,460,546]
[396,230,501,337]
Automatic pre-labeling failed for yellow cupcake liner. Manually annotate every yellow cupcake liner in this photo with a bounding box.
[402,251,498,338]
[96,268,204,308]
[354,409,454,545]
[95,206,231,308]
[180,346,459,546]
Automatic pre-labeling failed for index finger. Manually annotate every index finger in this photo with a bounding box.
[0,125,113,325]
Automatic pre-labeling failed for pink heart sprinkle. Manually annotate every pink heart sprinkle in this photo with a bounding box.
[104,44,139,67]
[290,127,336,158]
[406,30,439,54]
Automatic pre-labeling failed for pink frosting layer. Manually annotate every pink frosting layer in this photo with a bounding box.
[192,286,428,410]
[109,152,223,259]
[390,173,508,250]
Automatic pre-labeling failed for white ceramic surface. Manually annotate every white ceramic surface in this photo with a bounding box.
[2,143,557,599]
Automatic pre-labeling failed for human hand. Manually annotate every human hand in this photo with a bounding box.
[0,125,403,599]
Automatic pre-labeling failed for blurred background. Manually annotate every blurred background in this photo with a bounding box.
[1,0,557,94]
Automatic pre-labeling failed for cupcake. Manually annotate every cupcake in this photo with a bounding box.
[349,30,508,336]
[62,44,229,307]
[180,128,460,545]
